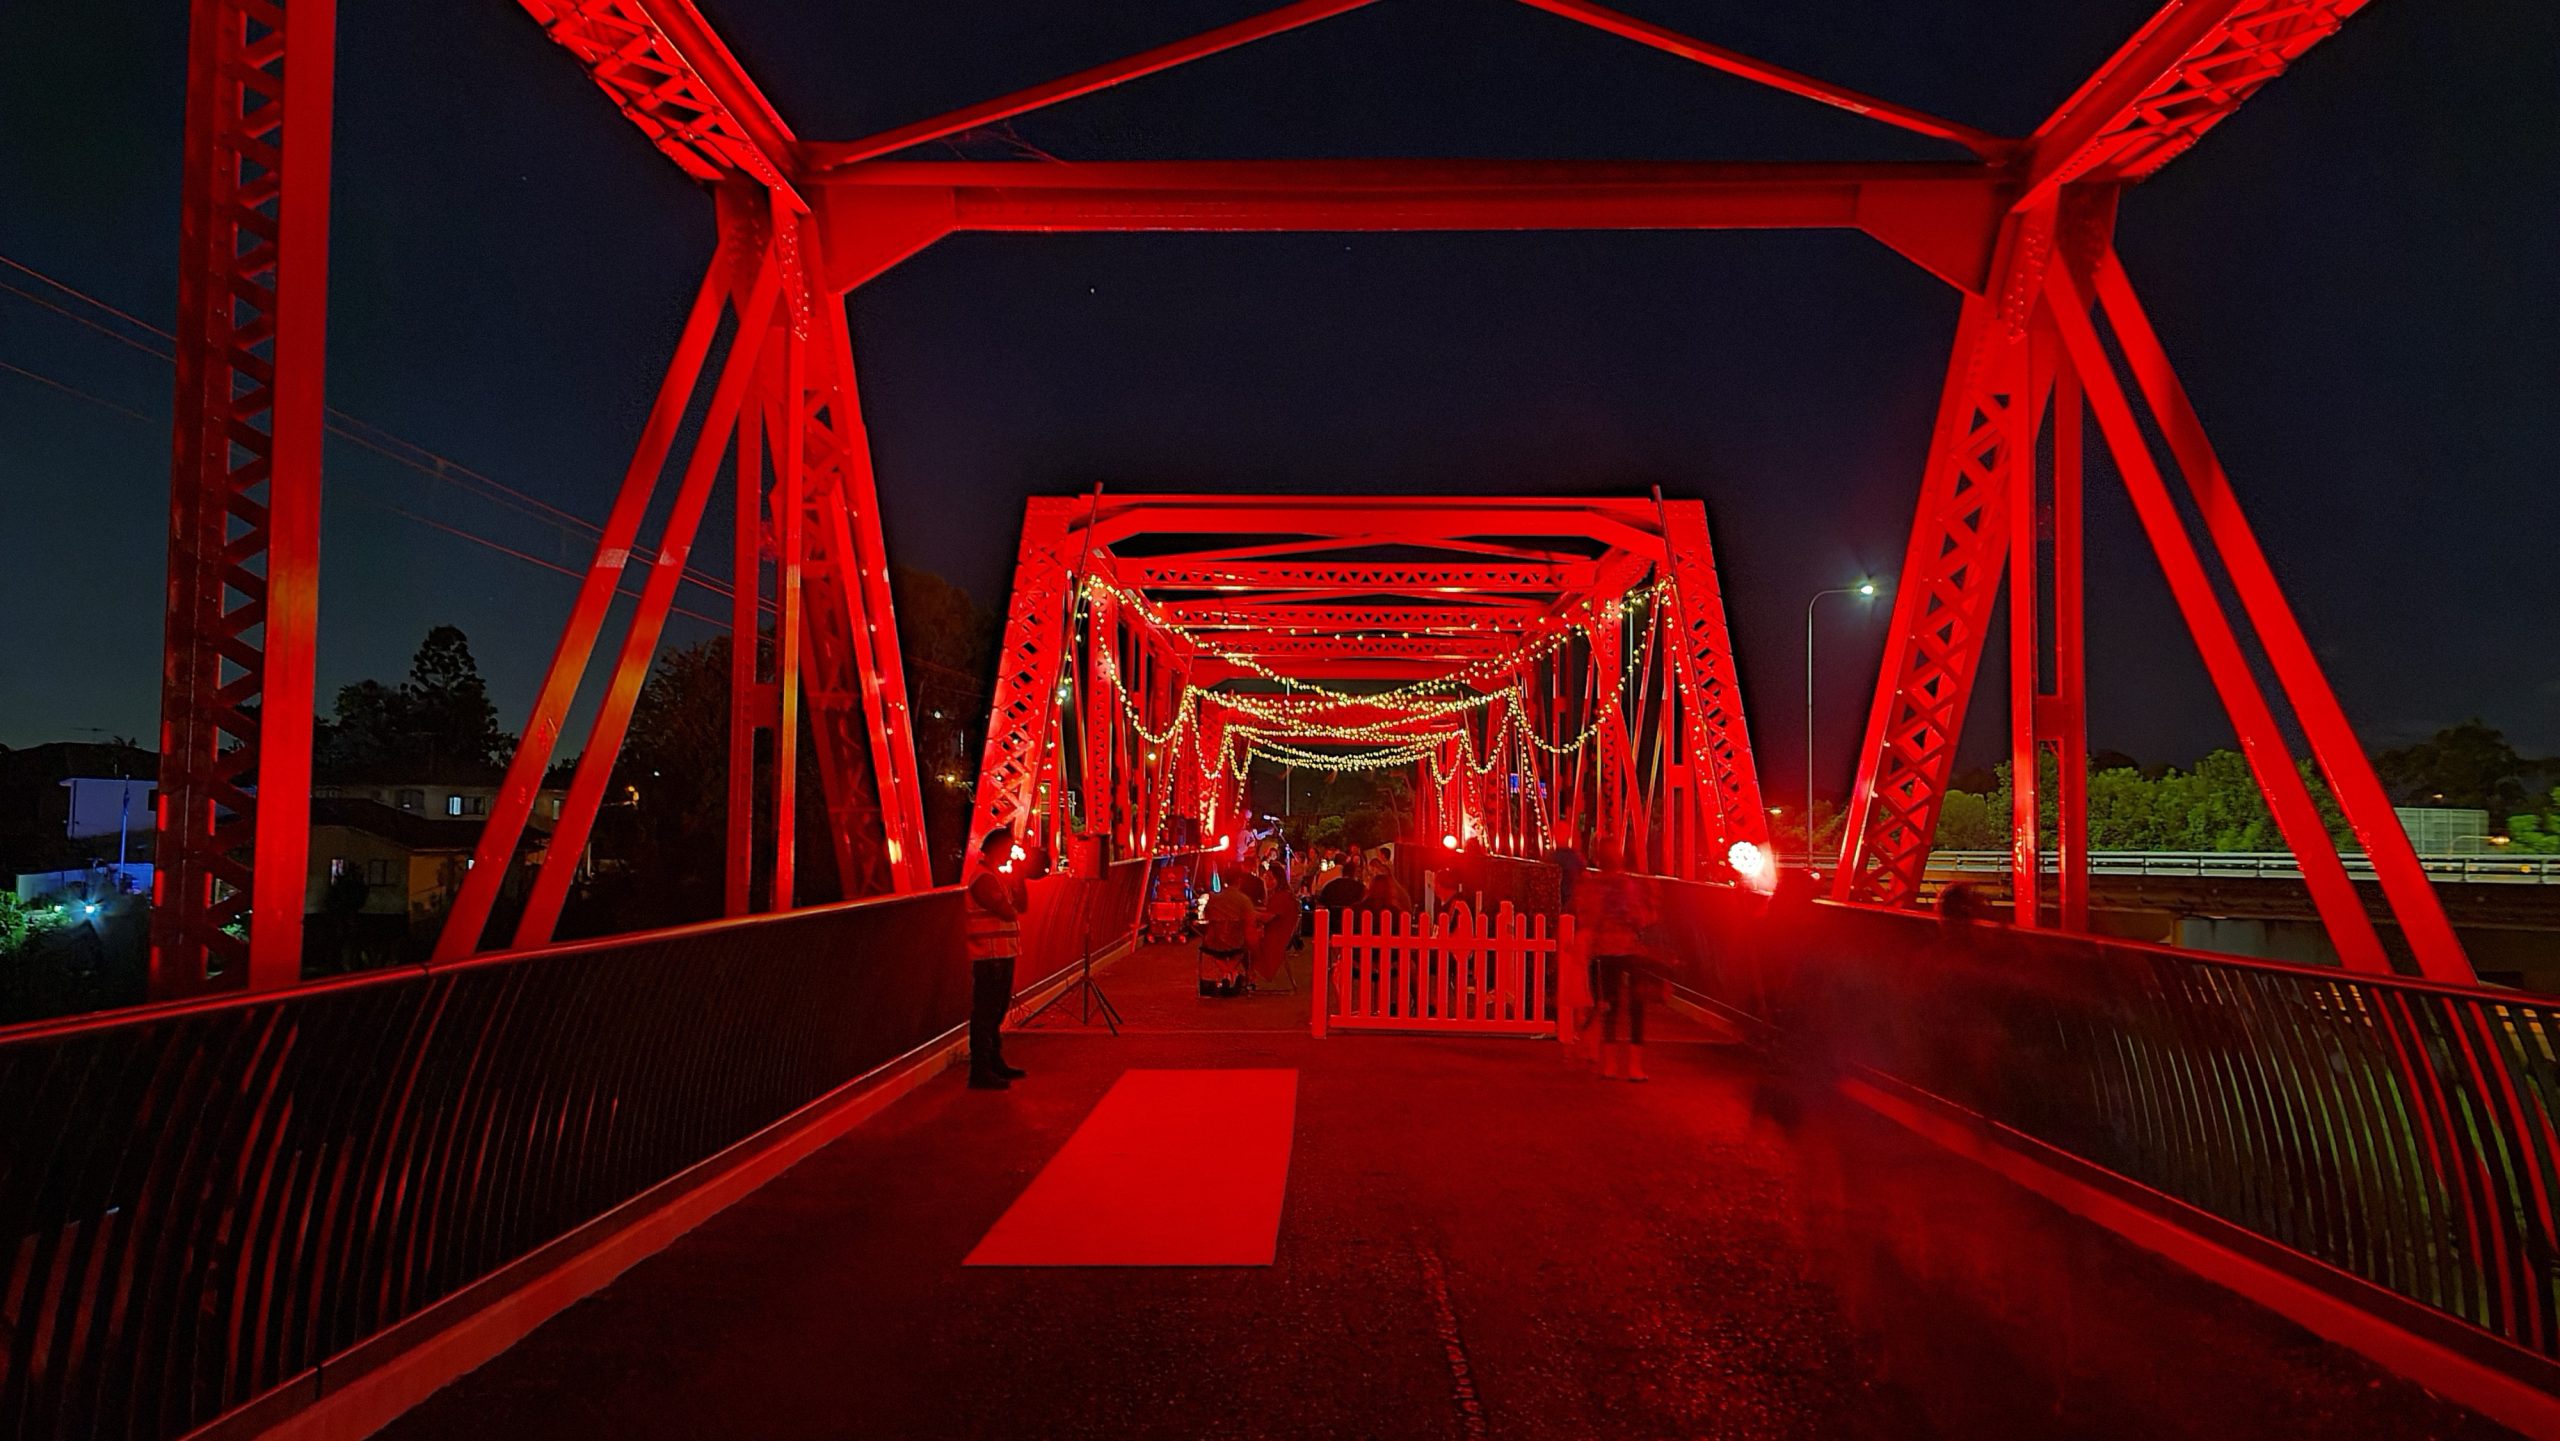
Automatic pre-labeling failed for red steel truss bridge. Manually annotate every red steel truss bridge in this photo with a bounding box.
[5,3,2551,1441]
[965,492,1767,885]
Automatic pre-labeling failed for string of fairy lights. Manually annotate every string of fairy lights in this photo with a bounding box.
[1071,570,1679,843]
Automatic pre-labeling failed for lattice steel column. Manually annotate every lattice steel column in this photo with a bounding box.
[1655,499,1769,868]
[970,498,1080,855]
[155,0,338,995]
[800,280,929,890]
[1836,204,2054,908]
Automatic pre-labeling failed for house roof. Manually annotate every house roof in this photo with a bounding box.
[312,756,508,788]
[310,798,483,853]
[1,742,158,785]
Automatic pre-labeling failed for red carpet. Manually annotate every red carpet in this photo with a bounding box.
[965,1069,1299,1266]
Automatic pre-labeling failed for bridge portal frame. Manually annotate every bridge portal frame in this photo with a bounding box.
[151,0,2468,988]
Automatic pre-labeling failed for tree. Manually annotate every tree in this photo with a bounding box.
[2086,765,2163,849]
[1931,748,2351,854]
[317,626,511,776]
[2510,788,2560,854]
[404,625,509,769]
[584,637,736,932]
[1932,787,2002,850]
[2377,720,2533,817]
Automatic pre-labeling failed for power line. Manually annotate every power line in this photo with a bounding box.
[0,352,734,627]
[0,266,991,687]
[0,357,158,426]
[0,249,740,598]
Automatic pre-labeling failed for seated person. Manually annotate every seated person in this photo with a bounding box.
[1200,867,1258,996]
[1318,866,1366,912]
[1357,855,1412,913]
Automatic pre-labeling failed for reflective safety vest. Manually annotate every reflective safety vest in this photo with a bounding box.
[964,857,1023,961]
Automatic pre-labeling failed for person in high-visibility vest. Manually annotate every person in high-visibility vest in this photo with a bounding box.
[964,826,1031,1091]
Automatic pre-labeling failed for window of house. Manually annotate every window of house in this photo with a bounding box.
[397,789,424,811]
[329,857,346,879]
[549,797,563,820]
[367,859,395,887]
[447,794,487,817]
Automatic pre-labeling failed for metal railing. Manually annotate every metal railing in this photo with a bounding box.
[0,861,1146,1441]
[1634,876,2560,1383]
[1924,849,2560,886]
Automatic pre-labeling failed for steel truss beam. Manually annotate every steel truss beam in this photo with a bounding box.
[1510,0,2008,158]
[1127,559,1596,592]
[2020,0,2370,205]
[510,0,801,206]
[1214,635,1518,661]
[153,0,337,996]
[969,498,1082,857]
[820,163,2007,293]
[1165,602,1539,630]
[1836,204,2051,910]
[793,249,932,893]
[1655,498,1768,874]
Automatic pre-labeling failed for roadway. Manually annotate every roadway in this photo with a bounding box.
[382,942,2515,1441]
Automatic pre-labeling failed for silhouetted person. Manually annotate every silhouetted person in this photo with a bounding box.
[963,827,1029,1090]
[1574,836,1660,1081]
[1357,853,1411,913]
[1253,856,1299,983]
[1201,864,1257,996]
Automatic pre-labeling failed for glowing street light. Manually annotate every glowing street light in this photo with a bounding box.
[1806,578,1886,876]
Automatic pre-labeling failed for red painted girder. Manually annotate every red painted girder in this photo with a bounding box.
[512,0,803,207]
[1655,498,1769,861]
[2021,0,2370,205]
[802,280,931,889]
[813,0,1382,169]
[1208,696,1478,731]
[1166,603,1539,631]
[2043,249,2392,973]
[969,499,1081,857]
[514,224,786,949]
[1082,492,1665,549]
[1188,658,1514,685]
[437,243,736,961]
[1126,558,1597,592]
[1213,634,1517,661]
[154,0,336,995]
[819,161,2005,291]
[1836,207,2052,907]
[1108,533,1594,567]
[1511,0,2009,158]
[2083,247,2469,982]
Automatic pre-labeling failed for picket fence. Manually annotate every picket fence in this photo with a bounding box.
[1310,903,1575,1038]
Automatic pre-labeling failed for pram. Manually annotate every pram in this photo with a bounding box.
[1145,865,1198,944]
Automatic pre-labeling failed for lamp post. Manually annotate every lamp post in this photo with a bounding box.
[1805,580,1880,874]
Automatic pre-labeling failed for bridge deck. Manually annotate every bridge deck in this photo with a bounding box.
[383,943,2513,1440]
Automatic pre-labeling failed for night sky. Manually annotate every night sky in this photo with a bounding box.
[2,1,2553,807]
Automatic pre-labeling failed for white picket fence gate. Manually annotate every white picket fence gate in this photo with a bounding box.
[1310,903,1575,1038]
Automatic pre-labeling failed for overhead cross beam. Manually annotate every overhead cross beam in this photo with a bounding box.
[1126,558,1598,593]
[821,162,2010,293]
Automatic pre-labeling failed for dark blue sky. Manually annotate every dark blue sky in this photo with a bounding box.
[2,0,2553,803]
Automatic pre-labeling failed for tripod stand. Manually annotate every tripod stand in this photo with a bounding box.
[1020,857,1145,1035]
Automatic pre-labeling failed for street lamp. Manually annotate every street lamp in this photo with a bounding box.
[1806,579,1883,874]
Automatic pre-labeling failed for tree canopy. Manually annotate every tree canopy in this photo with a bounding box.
[316,626,511,778]
[1934,749,2349,853]
[2376,720,2538,817]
